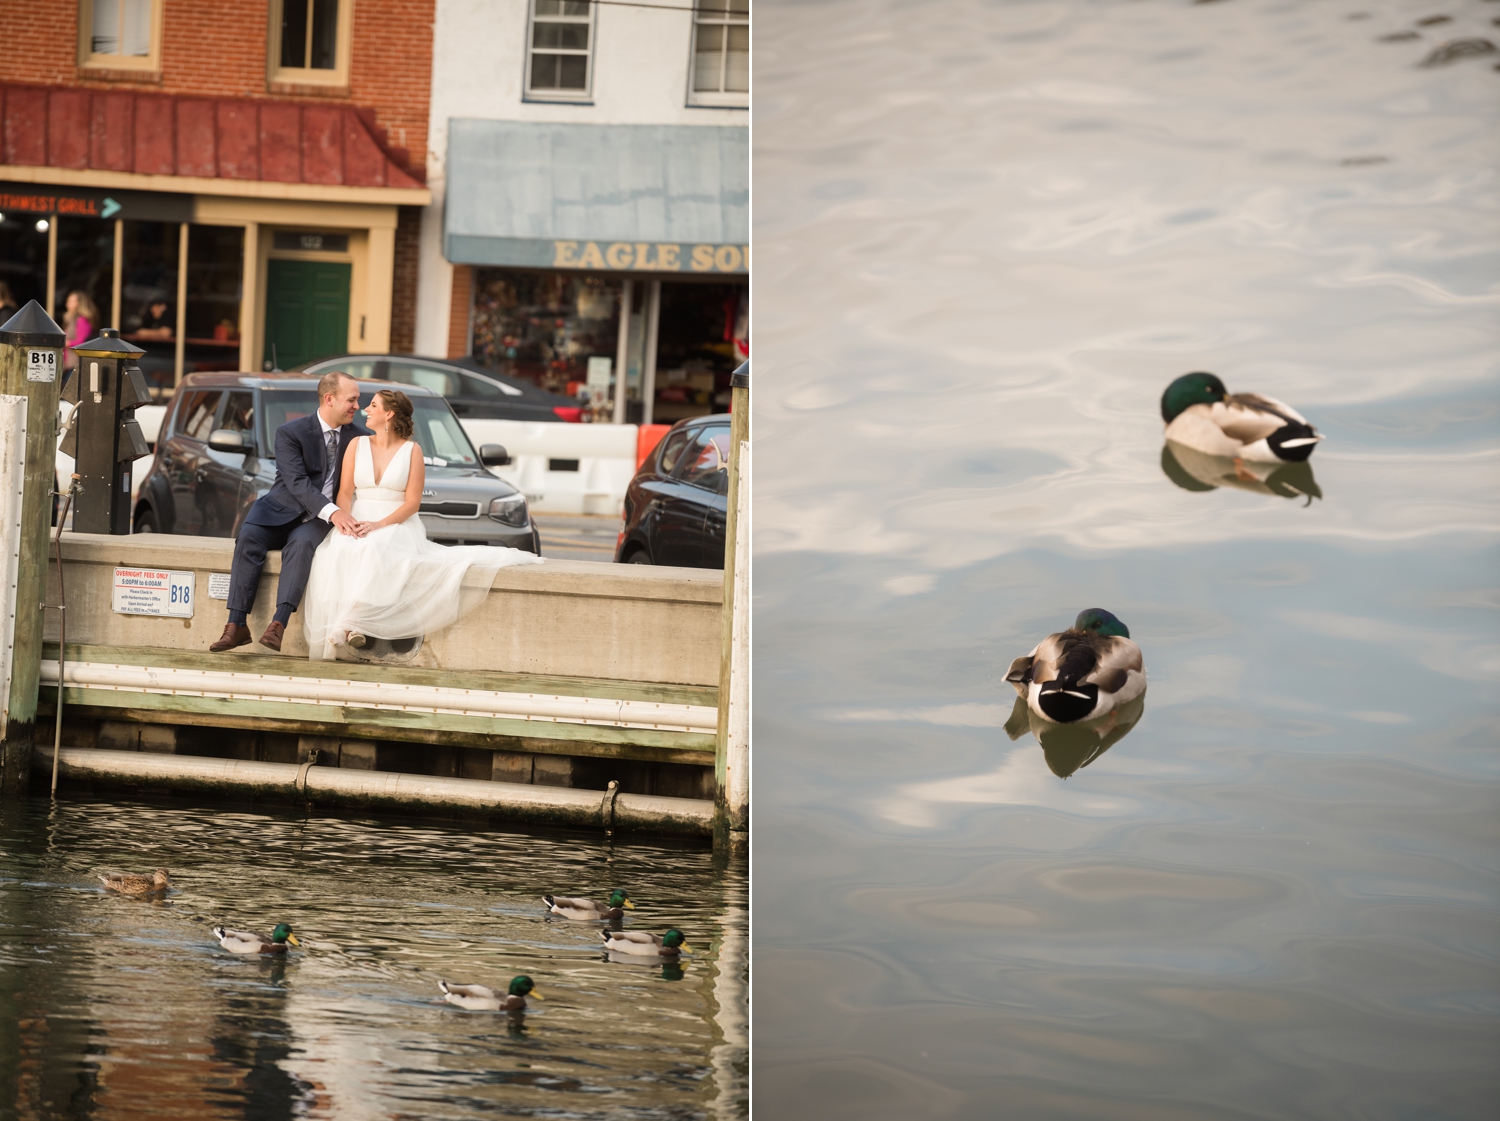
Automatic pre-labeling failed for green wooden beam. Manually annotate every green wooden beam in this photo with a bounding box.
[42,642,717,707]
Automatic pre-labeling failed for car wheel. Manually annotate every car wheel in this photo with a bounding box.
[134,508,158,534]
[626,549,652,564]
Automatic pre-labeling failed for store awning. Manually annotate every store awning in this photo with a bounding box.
[444,121,748,276]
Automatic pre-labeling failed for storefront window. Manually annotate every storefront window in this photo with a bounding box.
[54,216,116,353]
[471,269,621,397]
[651,282,746,423]
[184,225,244,375]
[0,213,48,320]
[121,220,181,394]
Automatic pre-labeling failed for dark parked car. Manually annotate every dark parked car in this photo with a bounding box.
[615,415,730,568]
[134,373,541,553]
[299,354,583,423]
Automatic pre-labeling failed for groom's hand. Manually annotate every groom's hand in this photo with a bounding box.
[331,510,359,535]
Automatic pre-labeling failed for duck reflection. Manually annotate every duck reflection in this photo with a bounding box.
[1162,442,1322,505]
[1004,691,1147,777]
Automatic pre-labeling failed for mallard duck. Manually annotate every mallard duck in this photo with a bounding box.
[1162,372,1323,464]
[543,890,634,920]
[602,928,693,958]
[213,923,301,954]
[99,867,171,895]
[439,975,543,1011]
[1005,609,1146,725]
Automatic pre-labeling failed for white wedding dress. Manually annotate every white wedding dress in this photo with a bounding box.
[303,436,543,661]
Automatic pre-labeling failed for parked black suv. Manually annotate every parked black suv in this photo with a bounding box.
[299,354,583,424]
[615,415,730,568]
[134,373,541,553]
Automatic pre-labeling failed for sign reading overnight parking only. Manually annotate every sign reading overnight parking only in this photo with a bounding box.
[112,568,195,618]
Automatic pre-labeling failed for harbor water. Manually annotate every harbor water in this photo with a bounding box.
[0,795,746,1119]
[755,0,1500,1116]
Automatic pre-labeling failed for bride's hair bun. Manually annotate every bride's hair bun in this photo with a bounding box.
[375,389,414,439]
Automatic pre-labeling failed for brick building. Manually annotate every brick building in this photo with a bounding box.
[0,0,433,386]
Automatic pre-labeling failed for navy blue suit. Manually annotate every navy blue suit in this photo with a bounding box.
[227,412,369,623]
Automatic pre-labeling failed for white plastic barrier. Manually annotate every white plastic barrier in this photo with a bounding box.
[55,403,166,513]
[461,419,638,517]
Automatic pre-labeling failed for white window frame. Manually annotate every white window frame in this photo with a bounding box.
[686,0,748,108]
[524,0,595,104]
[267,0,352,89]
[77,0,164,73]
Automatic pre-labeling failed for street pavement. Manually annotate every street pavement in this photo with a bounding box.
[535,513,623,562]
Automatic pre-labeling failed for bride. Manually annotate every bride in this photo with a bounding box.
[302,388,542,661]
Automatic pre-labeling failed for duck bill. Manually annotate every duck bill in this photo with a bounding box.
[528,989,545,1000]
[286,934,301,947]
[623,900,635,910]
[680,943,695,954]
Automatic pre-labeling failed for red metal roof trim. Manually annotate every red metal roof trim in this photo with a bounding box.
[0,83,423,189]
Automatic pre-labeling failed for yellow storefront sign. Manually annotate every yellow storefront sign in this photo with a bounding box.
[552,240,749,274]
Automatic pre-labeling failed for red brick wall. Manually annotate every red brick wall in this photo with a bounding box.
[1,0,432,180]
[390,204,421,354]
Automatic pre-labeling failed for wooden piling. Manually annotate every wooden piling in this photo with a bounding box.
[714,361,749,850]
[0,302,65,793]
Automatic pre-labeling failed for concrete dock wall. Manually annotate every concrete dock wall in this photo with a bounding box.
[45,532,721,684]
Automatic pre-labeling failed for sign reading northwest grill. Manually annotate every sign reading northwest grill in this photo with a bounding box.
[0,182,193,224]
[552,241,748,274]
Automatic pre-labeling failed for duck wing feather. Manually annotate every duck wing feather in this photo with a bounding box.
[1082,636,1144,695]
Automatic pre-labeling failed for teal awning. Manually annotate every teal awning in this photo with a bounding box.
[444,121,748,275]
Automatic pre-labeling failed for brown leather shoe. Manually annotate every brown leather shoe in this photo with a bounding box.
[209,623,252,652]
[259,620,285,651]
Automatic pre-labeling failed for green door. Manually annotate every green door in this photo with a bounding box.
[263,259,351,370]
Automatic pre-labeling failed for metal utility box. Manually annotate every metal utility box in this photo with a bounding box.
[65,329,151,535]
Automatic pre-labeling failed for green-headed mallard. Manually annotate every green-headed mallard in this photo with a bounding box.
[1162,372,1323,464]
[439,975,543,1011]
[543,890,634,920]
[602,928,693,958]
[99,867,171,895]
[1006,609,1146,725]
[213,923,301,954]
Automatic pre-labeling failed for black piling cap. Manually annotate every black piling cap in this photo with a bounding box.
[0,300,65,348]
[73,327,145,358]
[730,359,749,389]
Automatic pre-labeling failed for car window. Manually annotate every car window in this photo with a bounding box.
[180,391,223,442]
[415,401,479,465]
[259,391,317,455]
[309,359,377,380]
[678,426,731,490]
[656,429,694,475]
[220,392,254,435]
[388,362,458,397]
[457,371,523,398]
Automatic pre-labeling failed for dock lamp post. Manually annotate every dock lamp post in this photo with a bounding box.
[66,329,151,535]
[714,360,749,852]
[0,301,65,792]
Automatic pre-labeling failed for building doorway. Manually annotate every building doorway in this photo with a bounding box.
[264,258,350,370]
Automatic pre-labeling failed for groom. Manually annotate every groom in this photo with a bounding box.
[209,371,368,653]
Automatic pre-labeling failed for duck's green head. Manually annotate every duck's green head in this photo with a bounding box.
[271,923,300,947]
[609,889,634,910]
[662,928,694,953]
[1074,608,1130,639]
[1161,372,1227,423]
[510,975,543,1000]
